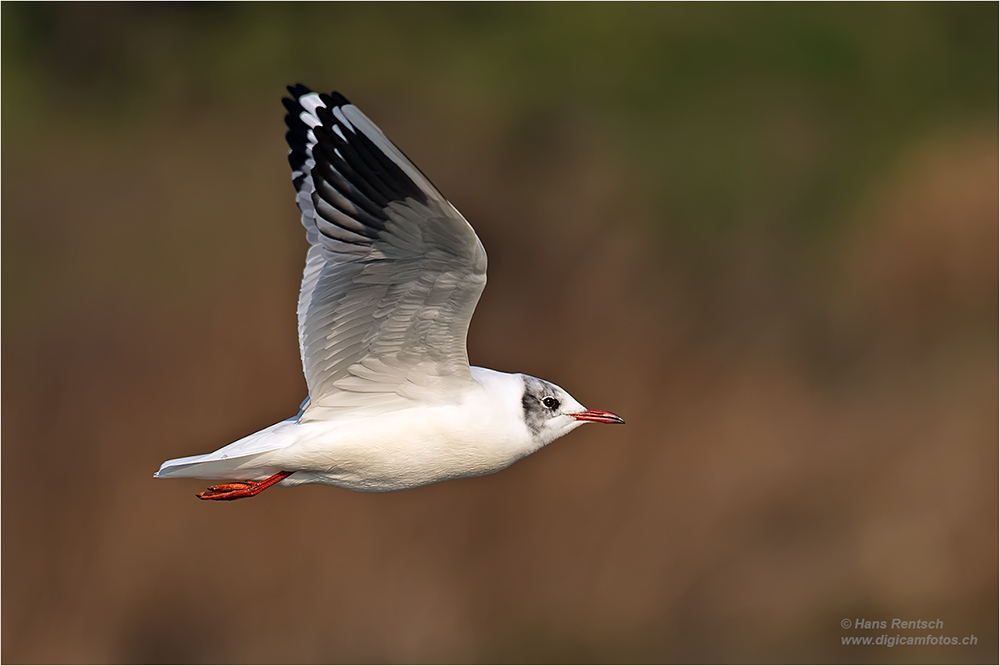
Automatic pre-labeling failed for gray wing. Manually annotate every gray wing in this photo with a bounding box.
[284,85,487,420]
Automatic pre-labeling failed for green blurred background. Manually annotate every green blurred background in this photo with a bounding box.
[3,2,997,663]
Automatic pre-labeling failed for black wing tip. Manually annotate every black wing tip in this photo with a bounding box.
[282,82,434,247]
[286,83,312,99]
[285,84,351,109]
[319,91,351,108]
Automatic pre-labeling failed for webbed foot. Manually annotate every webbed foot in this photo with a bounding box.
[196,471,293,501]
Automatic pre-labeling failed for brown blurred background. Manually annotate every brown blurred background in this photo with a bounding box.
[3,3,997,663]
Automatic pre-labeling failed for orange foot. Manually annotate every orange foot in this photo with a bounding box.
[197,471,294,501]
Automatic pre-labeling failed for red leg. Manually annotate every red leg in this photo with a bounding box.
[196,471,294,501]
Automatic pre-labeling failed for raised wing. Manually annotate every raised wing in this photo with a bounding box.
[284,85,487,421]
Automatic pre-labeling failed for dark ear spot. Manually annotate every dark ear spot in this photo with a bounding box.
[521,375,549,436]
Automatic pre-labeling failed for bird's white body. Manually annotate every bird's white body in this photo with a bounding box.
[155,86,621,499]
[156,368,588,492]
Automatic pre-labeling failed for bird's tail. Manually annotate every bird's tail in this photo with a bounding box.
[154,417,299,481]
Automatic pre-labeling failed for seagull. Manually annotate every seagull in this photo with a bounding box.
[155,85,624,500]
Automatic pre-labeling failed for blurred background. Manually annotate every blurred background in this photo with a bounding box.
[3,3,996,663]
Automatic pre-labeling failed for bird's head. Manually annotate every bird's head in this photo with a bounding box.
[519,374,624,447]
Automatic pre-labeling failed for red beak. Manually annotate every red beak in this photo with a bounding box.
[571,409,625,425]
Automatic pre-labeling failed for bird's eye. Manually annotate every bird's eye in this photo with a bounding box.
[542,396,559,410]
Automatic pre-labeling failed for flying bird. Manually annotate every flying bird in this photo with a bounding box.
[155,85,624,500]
